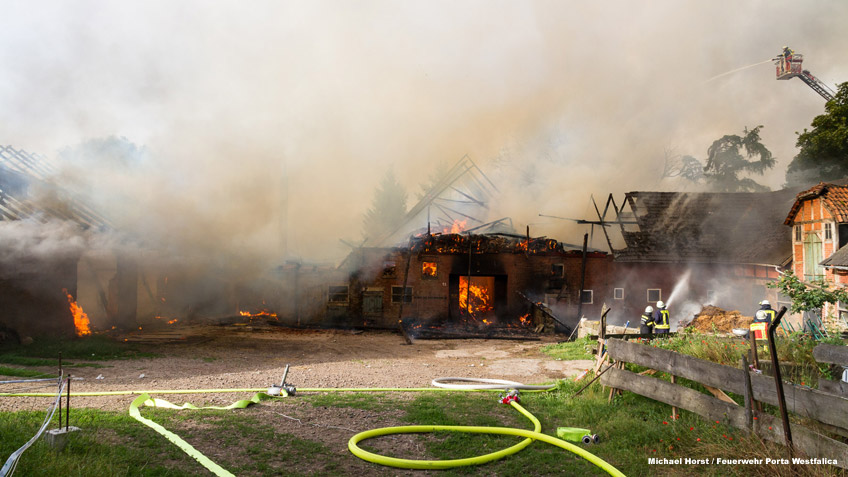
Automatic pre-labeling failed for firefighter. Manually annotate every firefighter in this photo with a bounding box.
[749,300,774,341]
[640,306,655,335]
[758,300,777,324]
[653,301,671,335]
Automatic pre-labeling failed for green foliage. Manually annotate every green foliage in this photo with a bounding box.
[0,366,56,378]
[362,169,408,241]
[540,336,595,361]
[786,82,848,186]
[766,270,848,313]
[703,125,775,192]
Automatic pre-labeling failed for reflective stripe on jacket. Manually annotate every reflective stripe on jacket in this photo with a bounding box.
[654,309,670,329]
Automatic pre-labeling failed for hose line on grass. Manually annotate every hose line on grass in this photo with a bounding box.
[348,397,624,476]
[2,380,624,476]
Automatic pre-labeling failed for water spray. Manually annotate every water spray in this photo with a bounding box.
[664,269,692,308]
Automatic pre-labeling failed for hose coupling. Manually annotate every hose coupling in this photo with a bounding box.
[499,389,520,404]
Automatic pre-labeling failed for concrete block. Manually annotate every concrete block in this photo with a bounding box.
[44,426,81,451]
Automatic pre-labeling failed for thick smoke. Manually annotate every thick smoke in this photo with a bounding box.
[1,1,847,266]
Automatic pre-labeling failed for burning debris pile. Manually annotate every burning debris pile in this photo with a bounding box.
[411,233,563,255]
[686,305,753,333]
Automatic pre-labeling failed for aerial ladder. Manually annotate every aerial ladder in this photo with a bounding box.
[774,47,836,101]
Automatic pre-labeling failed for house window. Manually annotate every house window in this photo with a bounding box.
[422,262,437,278]
[391,286,413,303]
[551,264,564,278]
[826,223,833,240]
[839,301,848,322]
[613,288,624,300]
[382,261,397,278]
[647,289,662,303]
[328,286,349,303]
[581,290,593,304]
[794,225,802,242]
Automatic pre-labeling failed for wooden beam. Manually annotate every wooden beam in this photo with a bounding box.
[601,367,848,469]
[814,344,848,366]
[605,338,848,431]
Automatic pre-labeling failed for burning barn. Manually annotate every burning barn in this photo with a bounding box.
[331,231,610,336]
[0,145,106,341]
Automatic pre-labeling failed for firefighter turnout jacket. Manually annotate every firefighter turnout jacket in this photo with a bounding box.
[653,308,670,332]
[640,312,654,334]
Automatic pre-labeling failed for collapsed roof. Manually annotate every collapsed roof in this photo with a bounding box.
[0,145,109,229]
[613,189,803,265]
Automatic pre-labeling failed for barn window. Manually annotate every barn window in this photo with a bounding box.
[794,225,802,242]
[647,289,662,303]
[551,264,564,278]
[422,262,437,278]
[328,286,349,303]
[826,222,833,240]
[391,286,413,303]
[581,290,593,304]
[382,261,397,278]
[613,288,624,300]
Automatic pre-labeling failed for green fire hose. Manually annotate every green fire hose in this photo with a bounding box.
[2,381,624,476]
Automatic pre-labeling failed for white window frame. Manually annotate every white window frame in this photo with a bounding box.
[647,289,662,303]
[613,288,624,300]
[826,222,833,241]
[581,290,593,304]
[794,225,802,242]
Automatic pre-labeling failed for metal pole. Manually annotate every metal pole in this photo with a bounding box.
[65,375,71,431]
[576,233,588,324]
[57,352,62,427]
[767,307,792,450]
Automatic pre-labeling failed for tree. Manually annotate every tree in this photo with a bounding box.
[661,148,704,183]
[362,169,408,241]
[702,125,775,192]
[785,82,848,186]
[766,270,848,315]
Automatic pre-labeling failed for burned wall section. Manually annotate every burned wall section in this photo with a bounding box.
[0,254,79,340]
[333,235,613,332]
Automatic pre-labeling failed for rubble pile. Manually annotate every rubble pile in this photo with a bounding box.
[687,305,753,333]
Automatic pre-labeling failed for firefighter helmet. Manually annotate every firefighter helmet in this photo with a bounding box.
[761,299,770,306]
[656,301,665,309]
[645,306,653,313]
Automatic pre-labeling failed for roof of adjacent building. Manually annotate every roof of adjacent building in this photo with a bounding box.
[614,188,803,265]
[821,244,848,268]
[784,182,848,225]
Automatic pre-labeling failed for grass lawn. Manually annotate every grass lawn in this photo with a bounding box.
[3,379,831,476]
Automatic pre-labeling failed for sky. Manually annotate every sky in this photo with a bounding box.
[2,1,847,264]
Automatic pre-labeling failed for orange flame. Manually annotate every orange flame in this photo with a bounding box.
[422,262,437,277]
[519,313,531,326]
[443,219,467,234]
[239,310,278,320]
[62,289,91,337]
[459,276,494,318]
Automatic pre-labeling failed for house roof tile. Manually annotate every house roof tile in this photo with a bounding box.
[784,182,848,225]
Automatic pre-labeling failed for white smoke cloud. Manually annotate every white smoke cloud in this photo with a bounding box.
[1,0,847,264]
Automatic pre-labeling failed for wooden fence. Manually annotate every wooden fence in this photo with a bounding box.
[599,338,848,468]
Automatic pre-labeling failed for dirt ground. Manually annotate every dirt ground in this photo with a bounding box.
[0,327,591,412]
[1,327,596,475]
